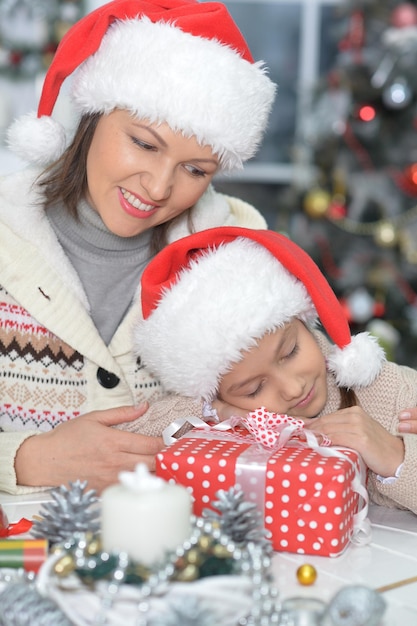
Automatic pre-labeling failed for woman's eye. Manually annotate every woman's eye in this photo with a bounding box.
[185,164,206,177]
[131,136,155,151]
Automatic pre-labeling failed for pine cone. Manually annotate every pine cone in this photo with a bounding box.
[202,487,271,549]
[31,480,100,544]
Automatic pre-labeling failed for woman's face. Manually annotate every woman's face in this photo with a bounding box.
[218,320,328,418]
[85,110,219,237]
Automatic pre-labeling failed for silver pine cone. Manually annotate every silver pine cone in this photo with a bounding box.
[31,480,100,544]
[203,487,271,549]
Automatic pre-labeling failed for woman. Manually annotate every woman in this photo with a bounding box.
[0,0,276,494]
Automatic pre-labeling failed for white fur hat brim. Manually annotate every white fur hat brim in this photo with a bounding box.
[135,238,316,400]
[72,17,275,171]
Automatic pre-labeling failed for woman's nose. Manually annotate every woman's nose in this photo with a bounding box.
[141,165,173,202]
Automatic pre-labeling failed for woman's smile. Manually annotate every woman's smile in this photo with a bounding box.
[118,188,160,218]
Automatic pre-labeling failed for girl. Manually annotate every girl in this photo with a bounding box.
[135,226,417,515]
[0,0,276,494]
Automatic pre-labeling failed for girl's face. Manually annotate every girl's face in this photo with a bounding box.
[85,110,219,237]
[218,320,328,418]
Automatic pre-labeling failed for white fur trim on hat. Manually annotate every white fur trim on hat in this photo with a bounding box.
[327,332,385,389]
[135,238,317,401]
[71,17,275,170]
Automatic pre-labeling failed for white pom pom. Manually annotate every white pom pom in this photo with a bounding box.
[327,332,386,388]
[6,112,67,166]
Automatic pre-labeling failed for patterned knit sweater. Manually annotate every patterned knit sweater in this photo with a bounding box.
[124,330,417,516]
[0,168,266,494]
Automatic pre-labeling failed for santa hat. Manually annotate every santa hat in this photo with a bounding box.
[6,0,276,171]
[135,226,385,401]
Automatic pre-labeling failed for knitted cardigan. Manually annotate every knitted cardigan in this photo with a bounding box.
[124,330,417,516]
[0,168,266,494]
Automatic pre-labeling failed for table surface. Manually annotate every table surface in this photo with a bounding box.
[1,491,417,626]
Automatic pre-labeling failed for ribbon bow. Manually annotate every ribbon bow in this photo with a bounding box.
[162,407,331,451]
[234,407,332,450]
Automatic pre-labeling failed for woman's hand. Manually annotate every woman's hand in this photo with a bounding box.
[302,406,404,478]
[398,408,417,433]
[14,405,164,494]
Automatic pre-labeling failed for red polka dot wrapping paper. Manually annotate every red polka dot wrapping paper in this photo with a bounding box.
[156,432,367,558]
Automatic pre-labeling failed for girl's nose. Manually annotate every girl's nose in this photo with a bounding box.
[279,374,306,403]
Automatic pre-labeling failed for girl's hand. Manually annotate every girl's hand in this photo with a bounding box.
[302,406,404,478]
[14,404,164,494]
[398,408,417,433]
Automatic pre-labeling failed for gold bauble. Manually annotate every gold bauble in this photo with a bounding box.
[175,563,199,582]
[54,554,75,577]
[86,538,102,555]
[212,543,232,559]
[198,535,212,552]
[374,221,397,247]
[296,563,318,586]
[185,548,203,566]
[303,189,331,219]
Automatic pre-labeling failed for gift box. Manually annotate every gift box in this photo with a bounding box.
[156,414,369,558]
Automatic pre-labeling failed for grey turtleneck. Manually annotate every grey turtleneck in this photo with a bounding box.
[47,200,154,344]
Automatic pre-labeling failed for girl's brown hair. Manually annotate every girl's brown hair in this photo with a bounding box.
[339,386,358,409]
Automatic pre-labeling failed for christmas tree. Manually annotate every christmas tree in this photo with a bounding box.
[0,0,84,78]
[287,0,417,367]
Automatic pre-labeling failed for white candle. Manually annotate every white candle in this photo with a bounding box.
[101,464,192,565]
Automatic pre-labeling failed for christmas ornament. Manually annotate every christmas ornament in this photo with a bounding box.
[296,563,318,586]
[328,195,347,219]
[202,487,271,549]
[343,287,377,324]
[279,596,326,626]
[390,3,417,28]
[382,76,412,109]
[31,480,100,544]
[373,220,397,247]
[324,584,386,626]
[43,514,279,625]
[0,538,48,573]
[303,188,331,219]
[367,319,400,362]
[403,163,417,191]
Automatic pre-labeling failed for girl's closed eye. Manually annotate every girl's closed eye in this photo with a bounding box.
[247,380,265,398]
[281,342,299,362]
